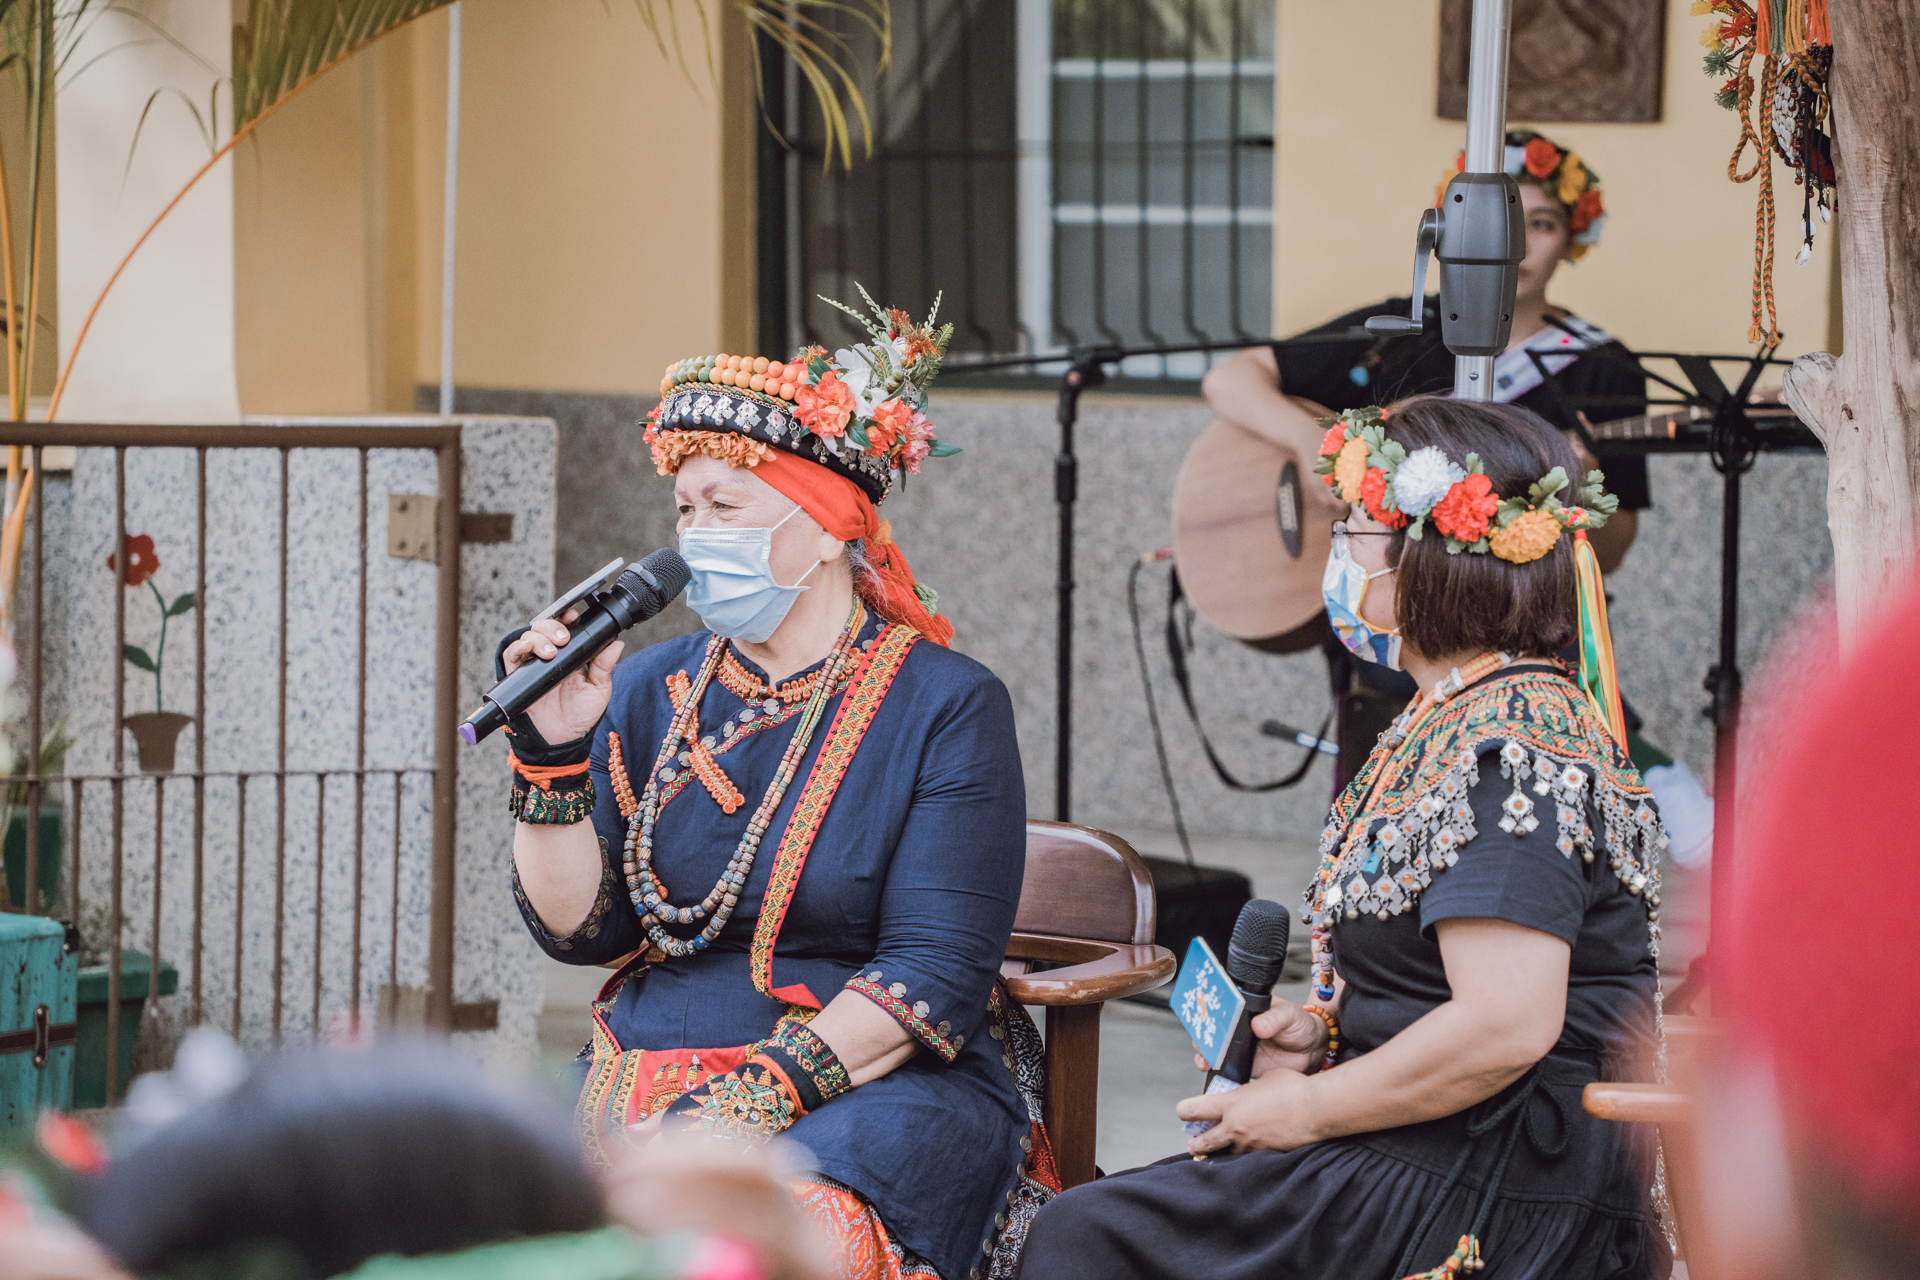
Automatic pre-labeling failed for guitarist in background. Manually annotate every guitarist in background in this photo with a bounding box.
[1202,130,1650,784]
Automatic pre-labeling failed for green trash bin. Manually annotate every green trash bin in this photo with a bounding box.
[2,804,63,915]
[75,948,178,1109]
[0,913,79,1136]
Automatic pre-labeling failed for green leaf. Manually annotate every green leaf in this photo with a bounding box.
[809,355,831,380]
[928,440,963,458]
[167,591,197,616]
[123,645,157,673]
[845,421,871,449]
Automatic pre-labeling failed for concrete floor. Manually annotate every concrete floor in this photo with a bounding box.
[533,820,1710,1174]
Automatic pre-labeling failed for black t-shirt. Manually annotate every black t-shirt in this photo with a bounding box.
[1330,668,1660,1065]
[1271,297,1652,510]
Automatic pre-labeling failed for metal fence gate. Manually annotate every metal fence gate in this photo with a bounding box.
[0,424,462,1105]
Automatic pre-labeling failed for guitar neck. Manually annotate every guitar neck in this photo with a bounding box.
[1589,404,1798,441]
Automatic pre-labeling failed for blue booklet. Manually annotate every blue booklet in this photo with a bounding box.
[1170,935,1246,1072]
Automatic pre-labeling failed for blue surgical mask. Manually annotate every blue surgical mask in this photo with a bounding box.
[1323,522,1402,670]
[680,506,821,644]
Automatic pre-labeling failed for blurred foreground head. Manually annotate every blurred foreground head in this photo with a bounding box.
[1722,581,1920,1277]
[79,1041,601,1277]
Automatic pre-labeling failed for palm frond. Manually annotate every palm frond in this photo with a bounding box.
[635,0,890,171]
[233,0,455,132]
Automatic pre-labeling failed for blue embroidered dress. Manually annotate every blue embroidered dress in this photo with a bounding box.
[514,615,1030,1280]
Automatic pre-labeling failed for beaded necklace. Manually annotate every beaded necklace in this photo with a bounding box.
[1307,651,1512,1004]
[622,601,869,958]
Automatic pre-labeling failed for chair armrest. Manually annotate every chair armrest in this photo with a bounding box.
[1582,1081,1691,1125]
[1003,933,1175,1006]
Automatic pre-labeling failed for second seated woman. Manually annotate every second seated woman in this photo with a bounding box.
[1018,397,1671,1279]
[504,295,1052,1280]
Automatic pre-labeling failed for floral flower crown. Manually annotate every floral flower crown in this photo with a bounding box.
[646,285,959,503]
[1436,128,1606,261]
[1315,406,1618,565]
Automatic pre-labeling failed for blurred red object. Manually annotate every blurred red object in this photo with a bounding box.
[1726,580,1920,1225]
[35,1115,104,1175]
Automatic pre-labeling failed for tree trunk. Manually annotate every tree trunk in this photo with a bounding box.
[1781,0,1920,646]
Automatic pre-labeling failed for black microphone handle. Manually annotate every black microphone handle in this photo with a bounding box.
[462,597,632,744]
[1211,990,1273,1087]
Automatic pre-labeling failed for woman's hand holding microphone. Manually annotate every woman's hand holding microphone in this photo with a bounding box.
[1180,998,1333,1156]
[500,609,621,747]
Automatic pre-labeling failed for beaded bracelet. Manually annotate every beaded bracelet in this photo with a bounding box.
[1300,1003,1341,1073]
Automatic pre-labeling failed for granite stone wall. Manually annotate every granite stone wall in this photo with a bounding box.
[448,384,1833,849]
[35,416,554,1069]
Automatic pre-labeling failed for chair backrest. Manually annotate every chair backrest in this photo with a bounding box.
[1014,821,1156,946]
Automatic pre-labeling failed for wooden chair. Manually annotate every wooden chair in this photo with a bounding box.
[1581,1014,1717,1279]
[1002,821,1178,1189]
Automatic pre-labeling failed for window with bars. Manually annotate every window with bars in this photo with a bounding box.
[756,0,1274,380]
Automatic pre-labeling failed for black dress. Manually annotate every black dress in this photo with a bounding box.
[1017,666,1672,1280]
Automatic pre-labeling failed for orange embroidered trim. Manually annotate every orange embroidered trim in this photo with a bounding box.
[509,751,590,791]
[686,736,747,814]
[607,731,639,819]
[719,646,831,705]
[749,624,919,1000]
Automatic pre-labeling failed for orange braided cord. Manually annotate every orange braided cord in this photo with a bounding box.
[508,751,590,791]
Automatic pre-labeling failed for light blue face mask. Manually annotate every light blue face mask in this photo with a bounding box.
[680,506,822,644]
[1323,522,1403,670]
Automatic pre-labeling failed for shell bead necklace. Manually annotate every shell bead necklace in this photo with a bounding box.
[622,601,867,958]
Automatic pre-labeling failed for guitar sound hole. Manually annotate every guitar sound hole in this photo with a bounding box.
[1276,461,1302,559]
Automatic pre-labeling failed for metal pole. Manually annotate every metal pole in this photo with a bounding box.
[438,3,462,415]
[1453,0,1511,402]
[427,440,462,1031]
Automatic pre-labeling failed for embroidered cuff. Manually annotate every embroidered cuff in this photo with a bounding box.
[513,842,617,950]
[510,774,596,825]
[847,969,961,1062]
[659,1056,802,1146]
[759,1022,852,1113]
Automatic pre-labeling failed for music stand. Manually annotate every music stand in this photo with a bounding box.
[1531,345,1821,1009]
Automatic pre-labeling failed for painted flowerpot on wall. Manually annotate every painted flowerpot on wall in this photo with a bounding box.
[109,533,197,774]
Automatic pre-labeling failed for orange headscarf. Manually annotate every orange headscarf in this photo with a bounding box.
[749,449,954,648]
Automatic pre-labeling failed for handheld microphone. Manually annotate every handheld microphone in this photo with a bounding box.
[1210,898,1291,1088]
[1183,898,1291,1141]
[458,547,691,745]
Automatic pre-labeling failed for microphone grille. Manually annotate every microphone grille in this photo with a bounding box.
[1225,898,1290,995]
[634,546,691,600]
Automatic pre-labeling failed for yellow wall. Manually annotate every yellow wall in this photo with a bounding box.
[1272,0,1835,362]
[235,0,749,414]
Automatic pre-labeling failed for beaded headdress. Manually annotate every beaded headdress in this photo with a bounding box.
[1437,128,1606,260]
[1316,404,1627,743]
[646,286,959,504]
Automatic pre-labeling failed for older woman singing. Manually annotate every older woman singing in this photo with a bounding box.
[505,296,1048,1280]
[1019,397,1670,1279]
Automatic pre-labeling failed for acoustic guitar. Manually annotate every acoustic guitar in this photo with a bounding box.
[1171,402,1807,652]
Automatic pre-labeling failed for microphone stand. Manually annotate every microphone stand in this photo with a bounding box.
[945,333,1360,821]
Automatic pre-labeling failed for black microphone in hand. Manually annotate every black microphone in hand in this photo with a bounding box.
[1211,898,1291,1088]
[458,547,691,745]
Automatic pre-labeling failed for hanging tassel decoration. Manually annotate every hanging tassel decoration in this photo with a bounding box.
[1573,532,1627,749]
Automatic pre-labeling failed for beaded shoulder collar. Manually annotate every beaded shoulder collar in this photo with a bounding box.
[1304,667,1665,939]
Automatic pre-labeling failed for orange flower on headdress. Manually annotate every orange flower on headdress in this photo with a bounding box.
[1318,423,1349,458]
[1359,468,1407,529]
[1523,137,1562,179]
[1333,438,1369,503]
[1432,473,1499,543]
[867,398,914,452]
[795,370,855,438]
[1489,508,1563,564]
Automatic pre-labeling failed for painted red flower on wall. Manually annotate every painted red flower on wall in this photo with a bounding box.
[107,533,158,586]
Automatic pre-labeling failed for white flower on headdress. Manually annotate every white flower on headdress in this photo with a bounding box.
[1502,144,1527,177]
[1392,447,1466,519]
[1573,213,1608,246]
[834,340,910,418]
